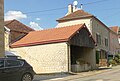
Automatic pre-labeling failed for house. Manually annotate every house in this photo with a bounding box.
[4,20,34,58]
[4,27,17,58]
[5,19,34,44]
[11,24,96,74]
[0,0,4,57]
[56,4,110,66]
[109,26,120,54]
[110,26,120,43]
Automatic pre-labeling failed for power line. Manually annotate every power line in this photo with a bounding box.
[23,7,67,14]
[2,7,67,19]
[3,0,112,17]
[1,6,67,20]
[83,0,110,5]
[1,0,118,20]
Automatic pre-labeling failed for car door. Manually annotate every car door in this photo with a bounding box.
[3,59,22,81]
[0,59,7,81]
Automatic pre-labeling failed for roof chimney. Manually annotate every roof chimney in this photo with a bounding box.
[66,4,73,15]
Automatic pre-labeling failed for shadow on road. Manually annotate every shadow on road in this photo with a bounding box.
[98,67,112,70]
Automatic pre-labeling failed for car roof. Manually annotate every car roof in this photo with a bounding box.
[0,57,24,61]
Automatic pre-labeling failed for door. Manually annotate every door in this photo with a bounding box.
[4,60,22,81]
[0,59,7,81]
[96,51,100,64]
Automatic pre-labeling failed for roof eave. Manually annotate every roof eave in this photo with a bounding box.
[56,15,93,22]
[11,39,69,48]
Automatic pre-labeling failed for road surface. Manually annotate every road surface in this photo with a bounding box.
[69,66,120,81]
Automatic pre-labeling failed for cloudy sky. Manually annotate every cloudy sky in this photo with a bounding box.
[4,0,120,30]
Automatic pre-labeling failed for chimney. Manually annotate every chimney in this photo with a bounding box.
[66,4,73,15]
[73,5,77,12]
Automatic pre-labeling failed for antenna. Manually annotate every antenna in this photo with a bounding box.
[80,4,83,9]
[73,1,78,6]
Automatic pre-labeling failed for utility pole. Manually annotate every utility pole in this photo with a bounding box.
[0,0,5,57]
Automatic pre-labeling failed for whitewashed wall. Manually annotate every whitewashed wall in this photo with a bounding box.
[56,18,92,33]
[11,42,69,74]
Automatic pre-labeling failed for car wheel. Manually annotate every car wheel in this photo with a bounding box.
[22,73,32,81]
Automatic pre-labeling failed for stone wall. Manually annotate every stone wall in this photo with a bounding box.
[92,18,109,51]
[109,31,119,55]
[11,42,69,74]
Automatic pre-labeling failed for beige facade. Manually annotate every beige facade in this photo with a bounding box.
[56,16,110,66]
[109,30,119,55]
[11,43,69,74]
[0,0,4,57]
[56,18,92,33]
[56,17,109,51]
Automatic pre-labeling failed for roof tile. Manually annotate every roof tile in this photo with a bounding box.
[11,24,86,48]
[110,26,119,34]
[5,19,34,33]
[57,10,93,22]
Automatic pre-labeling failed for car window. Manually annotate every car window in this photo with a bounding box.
[0,60,4,68]
[5,60,24,67]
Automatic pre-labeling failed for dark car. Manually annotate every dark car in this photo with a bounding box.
[0,58,35,81]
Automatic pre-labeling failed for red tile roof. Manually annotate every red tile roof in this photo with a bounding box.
[5,19,35,43]
[57,10,110,32]
[5,19,34,33]
[57,10,93,22]
[109,26,119,34]
[11,24,91,48]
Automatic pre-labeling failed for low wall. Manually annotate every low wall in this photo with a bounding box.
[71,64,91,72]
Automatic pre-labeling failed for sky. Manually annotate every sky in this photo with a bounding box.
[4,0,120,30]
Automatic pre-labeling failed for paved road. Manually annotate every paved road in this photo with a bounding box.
[33,66,120,81]
[33,73,70,81]
[69,66,120,81]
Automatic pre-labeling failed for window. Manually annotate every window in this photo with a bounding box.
[96,33,101,45]
[0,60,4,68]
[105,38,108,47]
[5,60,24,67]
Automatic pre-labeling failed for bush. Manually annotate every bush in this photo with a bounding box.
[109,59,117,66]
[108,54,120,66]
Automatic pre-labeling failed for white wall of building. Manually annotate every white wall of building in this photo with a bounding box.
[11,42,69,74]
[56,18,92,33]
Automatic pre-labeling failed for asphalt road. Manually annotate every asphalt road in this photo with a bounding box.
[33,73,70,81]
[33,66,120,81]
[69,66,120,81]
